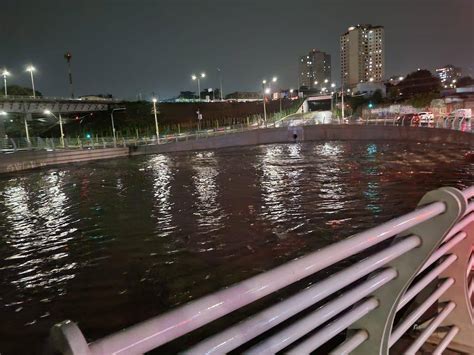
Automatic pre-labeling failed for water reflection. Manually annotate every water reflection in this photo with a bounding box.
[192,151,225,234]
[149,155,176,237]
[259,144,305,232]
[1,171,77,295]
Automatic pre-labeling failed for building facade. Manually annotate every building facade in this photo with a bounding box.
[341,24,385,88]
[436,64,462,87]
[299,49,331,90]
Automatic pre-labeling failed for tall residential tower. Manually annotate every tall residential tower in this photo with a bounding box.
[299,49,331,90]
[340,25,385,88]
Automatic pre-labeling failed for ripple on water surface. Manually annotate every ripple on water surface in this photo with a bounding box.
[0,141,472,353]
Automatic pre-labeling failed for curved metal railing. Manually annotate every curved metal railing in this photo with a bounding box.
[47,186,474,354]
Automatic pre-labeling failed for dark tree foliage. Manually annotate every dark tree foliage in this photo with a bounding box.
[0,84,42,97]
[457,76,474,87]
[397,69,441,98]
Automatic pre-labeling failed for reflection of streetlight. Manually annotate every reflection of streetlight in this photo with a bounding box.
[44,109,65,147]
[192,72,206,100]
[26,65,36,98]
[2,69,10,97]
[152,98,160,143]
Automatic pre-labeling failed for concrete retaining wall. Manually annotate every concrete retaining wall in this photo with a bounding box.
[0,147,129,174]
[131,125,474,156]
[2,125,472,174]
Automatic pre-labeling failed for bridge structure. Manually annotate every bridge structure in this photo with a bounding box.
[0,95,122,141]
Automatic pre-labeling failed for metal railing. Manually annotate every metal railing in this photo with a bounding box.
[2,113,472,154]
[47,186,474,354]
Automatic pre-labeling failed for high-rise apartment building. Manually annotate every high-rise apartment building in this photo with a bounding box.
[299,49,331,90]
[340,24,385,87]
[436,64,462,85]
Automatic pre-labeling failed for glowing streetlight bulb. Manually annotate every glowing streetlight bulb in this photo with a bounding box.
[152,98,157,103]
[0,111,7,116]
[265,88,271,94]
[44,110,51,115]
[201,73,206,78]
[289,89,294,93]
[192,75,197,80]
[2,69,10,77]
[324,79,329,83]
[272,76,277,82]
[314,81,318,85]
[262,79,267,84]
[26,65,35,72]
[331,83,336,88]
[399,76,404,81]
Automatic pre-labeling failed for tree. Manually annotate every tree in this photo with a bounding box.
[457,76,474,88]
[397,69,440,98]
[177,91,197,100]
[0,84,42,97]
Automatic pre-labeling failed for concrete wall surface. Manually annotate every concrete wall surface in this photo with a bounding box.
[131,125,473,156]
[0,148,129,174]
[1,125,472,174]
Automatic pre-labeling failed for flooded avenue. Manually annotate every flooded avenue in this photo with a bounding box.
[0,141,472,354]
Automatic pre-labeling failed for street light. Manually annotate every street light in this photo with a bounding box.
[217,68,224,100]
[110,107,126,147]
[44,109,65,147]
[26,66,36,98]
[152,97,160,143]
[324,79,329,84]
[2,69,10,97]
[192,72,206,100]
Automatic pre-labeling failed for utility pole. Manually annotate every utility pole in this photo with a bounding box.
[64,52,74,98]
[217,68,223,100]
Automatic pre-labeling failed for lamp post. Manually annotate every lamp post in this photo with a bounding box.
[2,69,9,97]
[217,68,223,100]
[110,107,126,147]
[152,98,160,143]
[26,66,36,98]
[45,109,65,147]
[192,73,206,100]
[64,52,74,98]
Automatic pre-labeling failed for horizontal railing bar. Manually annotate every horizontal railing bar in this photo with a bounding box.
[245,269,397,354]
[444,213,474,242]
[467,254,474,277]
[389,278,454,347]
[189,237,420,354]
[328,329,368,355]
[432,326,460,355]
[286,298,379,355]
[419,232,466,274]
[462,186,474,201]
[404,301,456,354]
[398,254,457,311]
[88,204,444,354]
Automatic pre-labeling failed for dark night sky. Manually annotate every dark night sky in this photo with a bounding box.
[1,0,473,100]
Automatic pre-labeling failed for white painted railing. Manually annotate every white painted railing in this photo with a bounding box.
[47,185,474,354]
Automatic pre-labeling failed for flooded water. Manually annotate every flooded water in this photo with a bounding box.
[0,141,472,354]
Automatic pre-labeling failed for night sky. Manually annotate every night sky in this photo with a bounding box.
[1,0,473,100]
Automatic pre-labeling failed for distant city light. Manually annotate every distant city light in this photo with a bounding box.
[201,73,206,78]
[86,133,92,139]
[289,89,294,93]
[314,81,318,85]
[324,79,329,83]
[0,111,7,116]
[331,83,336,88]
[369,77,374,82]
[262,79,267,84]
[192,74,197,80]
[399,76,404,80]
[272,76,277,82]
[44,109,52,115]
[265,88,271,94]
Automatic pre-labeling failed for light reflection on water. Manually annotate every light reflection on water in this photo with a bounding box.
[0,141,472,354]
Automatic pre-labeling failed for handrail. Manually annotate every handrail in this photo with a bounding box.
[47,186,474,354]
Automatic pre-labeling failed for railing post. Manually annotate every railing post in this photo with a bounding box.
[434,197,474,353]
[349,187,466,355]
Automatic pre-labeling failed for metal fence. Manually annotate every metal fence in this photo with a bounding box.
[47,185,474,354]
[1,114,472,154]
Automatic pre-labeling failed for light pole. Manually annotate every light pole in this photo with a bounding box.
[64,52,74,98]
[217,68,223,100]
[45,109,65,147]
[26,66,36,98]
[152,98,160,143]
[331,83,336,119]
[110,107,126,147]
[192,72,206,100]
[2,69,9,97]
